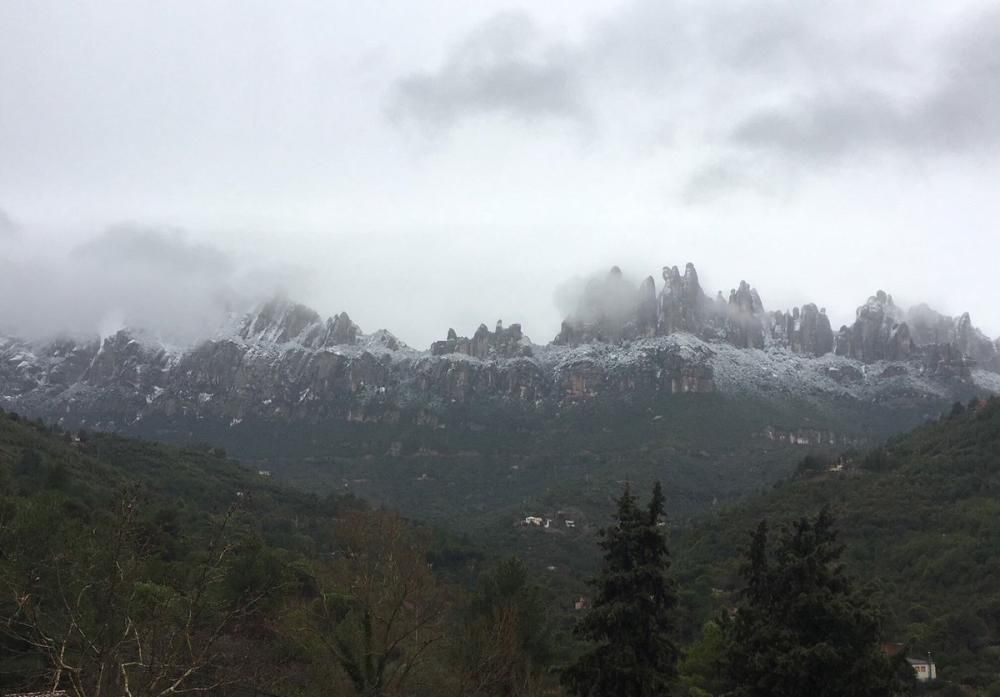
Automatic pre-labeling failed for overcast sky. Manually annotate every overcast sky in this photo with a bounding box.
[1,0,998,347]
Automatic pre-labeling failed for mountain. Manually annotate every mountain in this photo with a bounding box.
[672,396,1000,690]
[1,263,997,526]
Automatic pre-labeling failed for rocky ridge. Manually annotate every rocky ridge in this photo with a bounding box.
[1,264,997,434]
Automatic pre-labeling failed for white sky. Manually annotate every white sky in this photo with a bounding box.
[1,0,998,347]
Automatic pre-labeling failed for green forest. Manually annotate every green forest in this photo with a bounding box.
[1,397,999,695]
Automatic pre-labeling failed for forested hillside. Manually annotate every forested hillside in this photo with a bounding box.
[674,397,1000,690]
[4,396,1000,695]
[0,409,554,697]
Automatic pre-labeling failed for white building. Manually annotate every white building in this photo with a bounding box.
[907,656,936,682]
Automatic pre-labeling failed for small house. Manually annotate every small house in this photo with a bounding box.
[907,656,936,682]
[882,644,936,682]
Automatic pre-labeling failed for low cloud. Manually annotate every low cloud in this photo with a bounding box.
[75,224,233,276]
[0,224,307,345]
[554,266,644,329]
[388,12,588,133]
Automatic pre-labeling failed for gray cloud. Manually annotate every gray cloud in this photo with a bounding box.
[709,7,1000,189]
[390,2,1000,199]
[0,224,307,345]
[75,224,233,275]
[388,12,588,132]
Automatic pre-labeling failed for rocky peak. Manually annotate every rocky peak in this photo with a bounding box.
[637,276,657,335]
[326,312,360,347]
[432,320,531,359]
[239,298,322,344]
[238,298,360,349]
[84,329,173,386]
[906,304,997,370]
[722,281,766,349]
[657,263,706,336]
[836,291,913,362]
[769,304,834,356]
[955,312,997,366]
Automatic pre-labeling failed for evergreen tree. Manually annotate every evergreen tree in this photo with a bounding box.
[562,482,679,697]
[721,508,912,697]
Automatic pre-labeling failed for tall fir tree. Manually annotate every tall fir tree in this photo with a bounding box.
[562,482,679,697]
[721,508,912,697]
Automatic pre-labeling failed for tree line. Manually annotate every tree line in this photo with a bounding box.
[561,483,914,697]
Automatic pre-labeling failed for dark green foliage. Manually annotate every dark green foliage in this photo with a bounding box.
[562,482,679,697]
[795,453,832,477]
[679,620,727,696]
[675,397,1000,690]
[452,558,554,696]
[721,509,911,697]
[0,412,563,697]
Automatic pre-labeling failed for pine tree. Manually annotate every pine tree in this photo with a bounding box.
[562,482,679,697]
[721,508,912,697]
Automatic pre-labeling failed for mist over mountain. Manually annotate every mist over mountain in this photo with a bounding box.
[3,260,996,447]
[0,222,309,345]
[2,212,999,354]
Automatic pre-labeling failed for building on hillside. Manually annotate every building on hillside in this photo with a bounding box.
[882,643,936,682]
[907,656,937,682]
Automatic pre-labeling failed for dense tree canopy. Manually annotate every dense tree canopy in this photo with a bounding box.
[720,509,912,697]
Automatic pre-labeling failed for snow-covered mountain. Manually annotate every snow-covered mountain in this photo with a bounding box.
[1,264,997,438]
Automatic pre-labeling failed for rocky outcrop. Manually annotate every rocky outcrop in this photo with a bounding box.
[557,263,766,350]
[431,321,531,359]
[658,263,707,336]
[770,304,834,356]
[905,304,998,372]
[835,291,914,362]
[238,298,361,349]
[723,281,766,349]
[637,276,658,335]
[956,313,996,367]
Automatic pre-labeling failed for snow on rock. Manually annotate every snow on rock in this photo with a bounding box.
[0,290,996,432]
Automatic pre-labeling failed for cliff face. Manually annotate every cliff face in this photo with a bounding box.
[1,263,997,436]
